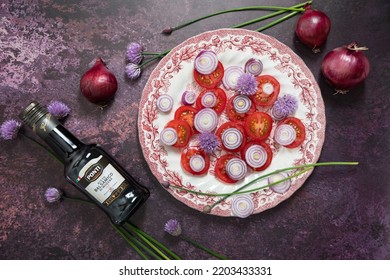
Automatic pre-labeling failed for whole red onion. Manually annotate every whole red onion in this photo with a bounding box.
[295,5,331,52]
[80,57,118,104]
[321,43,370,94]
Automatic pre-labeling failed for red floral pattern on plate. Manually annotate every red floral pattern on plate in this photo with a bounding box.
[138,29,325,217]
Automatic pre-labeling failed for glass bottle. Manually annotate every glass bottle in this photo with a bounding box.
[19,101,150,225]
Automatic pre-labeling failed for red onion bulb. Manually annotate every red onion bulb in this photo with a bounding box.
[295,5,331,52]
[321,43,370,94]
[80,57,118,104]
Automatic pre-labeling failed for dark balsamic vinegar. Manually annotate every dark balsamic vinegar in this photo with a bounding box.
[19,102,149,225]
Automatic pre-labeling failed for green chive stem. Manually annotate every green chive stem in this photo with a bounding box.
[163,2,312,34]
[126,222,182,260]
[168,162,359,198]
[141,1,312,68]
[142,52,165,55]
[180,235,228,260]
[209,167,313,210]
[119,226,163,260]
[255,10,300,32]
[169,166,312,197]
[125,223,171,260]
[231,2,308,28]
[112,224,149,260]
[139,50,171,68]
[59,196,180,260]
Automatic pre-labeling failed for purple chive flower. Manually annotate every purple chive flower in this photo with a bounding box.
[47,101,70,119]
[161,181,170,189]
[236,73,258,95]
[271,94,298,120]
[199,132,220,153]
[125,63,141,80]
[44,187,63,203]
[164,219,182,236]
[126,42,144,64]
[0,119,22,140]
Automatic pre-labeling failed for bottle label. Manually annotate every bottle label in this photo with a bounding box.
[77,155,129,206]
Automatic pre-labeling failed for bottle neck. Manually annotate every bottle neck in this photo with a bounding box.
[19,102,84,163]
[40,119,85,162]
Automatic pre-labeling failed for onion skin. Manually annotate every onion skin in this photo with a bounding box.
[321,43,370,93]
[80,57,118,104]
[295,5,331,51]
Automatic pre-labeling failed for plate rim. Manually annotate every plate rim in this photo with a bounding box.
[138,28,326,217]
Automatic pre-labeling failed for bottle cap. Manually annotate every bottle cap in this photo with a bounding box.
[19,101,48,129]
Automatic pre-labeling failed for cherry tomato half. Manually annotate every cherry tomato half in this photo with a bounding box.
[225,94,256,123]
[241,141,273,171]
[181,147,210,175]
[250,75,280,106]
[174,105,199,133]
[279,117,306,148]
[165,119,192,148]
[214,154,239,184]
[215,121,247,153]
[194,61,224,89]
[195,88,227,115]
[244,112,273,141]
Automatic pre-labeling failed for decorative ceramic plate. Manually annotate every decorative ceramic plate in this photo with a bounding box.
[138,28,325,217]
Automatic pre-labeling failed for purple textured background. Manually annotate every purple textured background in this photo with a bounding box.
[0,0,389,260]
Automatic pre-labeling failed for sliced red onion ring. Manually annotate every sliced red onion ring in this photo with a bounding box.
[261,82,274,95]
[245,58,263,76]
[271,106,287,120]
[233,95,252,113]
[194,108,218,133]
[222,66,244,90]
[226,158,247,181]
[194,50,218,75]
[274,124,297,146]
[245,144,267,169]
[269,172,291,194]
[201,91,217,108]
[181,90,196,105]
[231,194,254,218]
[160,127,178,146]
[222,128,243,150]
[189,154,206,173]
[157,94,174,112]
